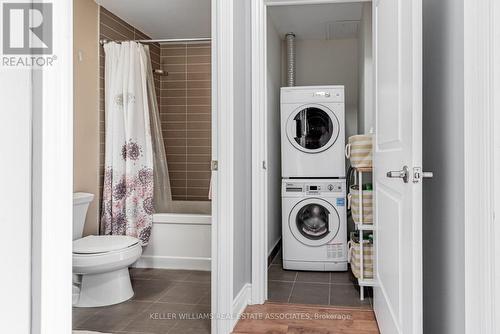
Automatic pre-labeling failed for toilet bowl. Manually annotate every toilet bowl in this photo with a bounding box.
[72,193,142,307]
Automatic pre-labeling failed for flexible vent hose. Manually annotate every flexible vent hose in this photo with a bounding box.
[285,33,296,87]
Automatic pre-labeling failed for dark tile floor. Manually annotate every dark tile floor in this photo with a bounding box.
[73,268,211,334]
[268,251,372,308]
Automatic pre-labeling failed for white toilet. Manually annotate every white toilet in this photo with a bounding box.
[72,192,142,307]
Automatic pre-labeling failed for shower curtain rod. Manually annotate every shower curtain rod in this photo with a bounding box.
[99,37,211,45]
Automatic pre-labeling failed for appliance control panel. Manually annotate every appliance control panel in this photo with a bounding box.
[282,179,346,196]
[280,86,345,104]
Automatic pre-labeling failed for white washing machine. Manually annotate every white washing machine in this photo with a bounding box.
[282,179,347,271]
[281,86,345,178]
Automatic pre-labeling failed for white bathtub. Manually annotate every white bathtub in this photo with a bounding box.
[133,201,212,271]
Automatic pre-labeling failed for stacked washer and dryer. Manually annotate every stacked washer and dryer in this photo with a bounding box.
[281,85,348,271]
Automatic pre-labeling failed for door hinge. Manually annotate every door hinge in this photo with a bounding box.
[211,160,218,171]
[262,160,267,170]
[413,167,433,183]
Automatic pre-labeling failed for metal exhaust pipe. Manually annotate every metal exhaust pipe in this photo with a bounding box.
[285,33,296,87]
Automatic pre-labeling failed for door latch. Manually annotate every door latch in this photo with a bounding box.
[413,167,433,183]
[387,165,410,183]
[211,160,218,171]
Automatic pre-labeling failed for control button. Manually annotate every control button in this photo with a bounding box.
[327,184,334,191]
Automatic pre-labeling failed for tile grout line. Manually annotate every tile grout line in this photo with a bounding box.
[166,319,181,334]
[286,272,298,303]
[73,309,100,330]
[328,273,332,305]
[268,279,351,286]
[184,44,188,198]
[116,301,156,332]
[328,283,332,306]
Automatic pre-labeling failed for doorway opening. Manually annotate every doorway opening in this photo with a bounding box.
[263,1,374,308]
[250,0,424,332]
[72,1,215,333]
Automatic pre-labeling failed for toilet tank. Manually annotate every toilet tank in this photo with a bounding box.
[73,193,95,240]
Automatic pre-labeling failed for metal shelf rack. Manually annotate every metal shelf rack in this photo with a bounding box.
[352,166,375,300]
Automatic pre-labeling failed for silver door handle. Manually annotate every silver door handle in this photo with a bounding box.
[386,165,409,183]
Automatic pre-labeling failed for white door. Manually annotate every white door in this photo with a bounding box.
[373,0,423,333]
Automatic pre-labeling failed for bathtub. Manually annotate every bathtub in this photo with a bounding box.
[133,201,212,271]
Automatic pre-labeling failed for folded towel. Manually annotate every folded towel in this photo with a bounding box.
[208,174,213,200]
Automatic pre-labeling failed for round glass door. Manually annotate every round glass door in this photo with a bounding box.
[286,104,340,153]
[289,198,340,247]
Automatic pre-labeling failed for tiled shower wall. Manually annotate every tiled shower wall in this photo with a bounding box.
[98,7,211,203]
[98,7,161,199]
[160,43,212,201]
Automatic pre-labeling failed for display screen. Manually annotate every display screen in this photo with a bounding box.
[309,186,318,191]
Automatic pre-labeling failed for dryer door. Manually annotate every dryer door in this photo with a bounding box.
[289,198,340,247]
[286,104,340,154]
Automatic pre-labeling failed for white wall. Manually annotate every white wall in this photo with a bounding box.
[266,16,282,255]
[285,39,359,139]
[422,0,465,333]
[0,70,32,332]
[232,0,252,298]
[357,3,373,134]
[494,0,500,326]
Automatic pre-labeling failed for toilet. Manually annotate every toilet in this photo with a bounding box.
[72,192,142,307]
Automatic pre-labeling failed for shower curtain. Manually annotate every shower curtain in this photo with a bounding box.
[101,41,171,245]
[144,46,172,213]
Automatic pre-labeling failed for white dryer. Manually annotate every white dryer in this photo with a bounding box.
[281,86,345,178]
[282,179,347,271]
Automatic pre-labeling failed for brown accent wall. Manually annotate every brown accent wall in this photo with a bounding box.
[74,0,99,236]
[98,8,211,204]
[160,43,212,201]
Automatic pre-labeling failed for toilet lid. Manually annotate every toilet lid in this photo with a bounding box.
[73,235,140,254]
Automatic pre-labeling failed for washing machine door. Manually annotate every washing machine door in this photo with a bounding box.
[289,198,340,247]
[286,104,340,154]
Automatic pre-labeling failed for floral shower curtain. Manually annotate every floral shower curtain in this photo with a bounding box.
[101,41,158,245]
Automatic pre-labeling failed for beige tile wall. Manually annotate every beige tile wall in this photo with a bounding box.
[160,43,212,201]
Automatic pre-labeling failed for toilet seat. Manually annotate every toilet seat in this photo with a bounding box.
[73,236,142,275]
[73,235,139,254]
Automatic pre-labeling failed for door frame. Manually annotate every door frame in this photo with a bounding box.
[493,0,500,330]
[463,0,497,332]
[250,0,371,305]
[31,1,74,333]
[36,1,236,333]
[252,2,499,332]
[211,0,236,332]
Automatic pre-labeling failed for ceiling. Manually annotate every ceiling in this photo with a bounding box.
[268,3,363,40]
[95,0,211,39]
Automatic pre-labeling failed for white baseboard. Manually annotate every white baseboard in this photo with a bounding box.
[133,255,211,271]
[232,283,252,329]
